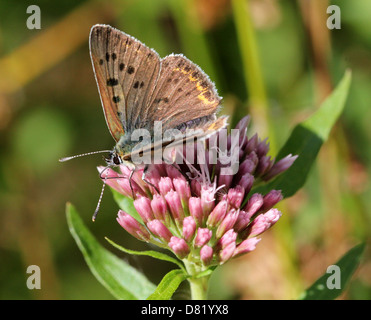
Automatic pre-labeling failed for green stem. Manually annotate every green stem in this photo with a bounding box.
[231,0,272,143]
[184,260,210,300]
[188,276,210,300]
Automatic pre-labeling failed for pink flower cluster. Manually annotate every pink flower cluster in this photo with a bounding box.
[99,116,297,266]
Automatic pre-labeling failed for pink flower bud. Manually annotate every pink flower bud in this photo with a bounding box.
[238,158,256,176]
[249,208,282,237]
[264,207,282,224]
[97,166,121,189]
[189,197,203,226]
[235,117,250,148]
[256,138,269,157]
[216,229,237,250]
[98,166,143,198]
[256,155,274,176]
[234,210,251,232]
[243,193,264,217]
[201,185,216,217]
[207,199,228,228]
[227,186,245,209]
[150,194,169,223]
[194,228,212,247]
[144,165,161,187]
[147,219,173,242]
[200,245,213,266]
[168,236,190,259]
[116,210,151,242]
[158,177,174,196]
[263,154,298,181]
[173,177,191,204]
[134,196,155,223]
[245,134,258,154]
[246,151,259,167]
[233,237,261,257]
[120,166,147,194]
[236,173,254,193]
[116,178,136,197]
[219,242,236,264]
[165,190,185,223]
[216,209,239,239]
[260,190,283,212]
[235,115,250,132]
[182,216,196,242]
[119,164,133,177]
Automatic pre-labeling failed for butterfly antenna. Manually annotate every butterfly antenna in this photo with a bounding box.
[92,168,109,221]
[59,150,112,162]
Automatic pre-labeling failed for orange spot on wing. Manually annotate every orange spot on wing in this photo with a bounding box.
[198,93,215,105]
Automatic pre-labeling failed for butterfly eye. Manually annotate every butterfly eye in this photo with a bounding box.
[105,152,121,166]
[113,154,122,165]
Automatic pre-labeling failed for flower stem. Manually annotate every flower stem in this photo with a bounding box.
[188,276,210,300]
[184,260,210,300]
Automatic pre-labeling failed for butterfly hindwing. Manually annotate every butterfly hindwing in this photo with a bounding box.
[146,54,222,132]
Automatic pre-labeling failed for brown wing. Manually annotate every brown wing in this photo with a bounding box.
[144,54,222,132]
[89,24,160,141]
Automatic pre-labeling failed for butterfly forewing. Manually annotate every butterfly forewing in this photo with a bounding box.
[89,25,160,141]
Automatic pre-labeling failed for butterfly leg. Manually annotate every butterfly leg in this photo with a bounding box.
[129,168,136,199]
[142,164,160,194]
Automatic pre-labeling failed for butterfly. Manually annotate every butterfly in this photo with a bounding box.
[61,24,228,219]
[89,24,227,166]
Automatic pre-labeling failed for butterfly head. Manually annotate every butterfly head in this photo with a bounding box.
[105,144,136,170]
[105,149,122,166]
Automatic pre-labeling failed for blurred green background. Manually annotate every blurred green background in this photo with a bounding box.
[0,0,370,300]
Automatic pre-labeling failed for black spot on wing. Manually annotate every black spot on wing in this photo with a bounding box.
[113,96,121,103]
[200,81,208,89]
[191,71,200,79]
[107,78,119,86]
[127,66,135,74]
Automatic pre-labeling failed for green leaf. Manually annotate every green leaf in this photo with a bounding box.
[300,242,366,300]
[194,266,217,279]
[110,187,143,222]
[66,202,156,300]
[105,237,186,272]
[253,70,352,198]
[147,269,189,300]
